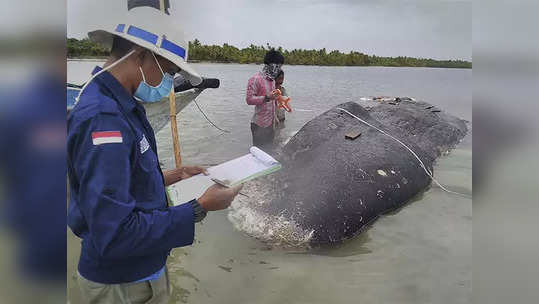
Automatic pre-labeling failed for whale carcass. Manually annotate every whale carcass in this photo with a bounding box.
[228,99,468,246]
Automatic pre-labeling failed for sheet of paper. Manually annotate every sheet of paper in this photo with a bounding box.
[206,153,273,186]
[166,147,281,206]
[167,174,214,206]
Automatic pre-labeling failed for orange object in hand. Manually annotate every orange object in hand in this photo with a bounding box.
[273,89,292,112]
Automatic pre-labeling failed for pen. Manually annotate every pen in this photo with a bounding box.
[211,178,250,198]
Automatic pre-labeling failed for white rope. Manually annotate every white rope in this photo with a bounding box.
[75,50,136,105]
[336,107,471,198]
[193,99,230,133]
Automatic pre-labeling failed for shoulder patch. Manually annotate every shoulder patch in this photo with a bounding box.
[92,131,123,145]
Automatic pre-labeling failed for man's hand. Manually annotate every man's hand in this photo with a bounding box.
[197,184,243,211]
[180,166,208,179]
[265,91,279,102]
[163,166,208,186]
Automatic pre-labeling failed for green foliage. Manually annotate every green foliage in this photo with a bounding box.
[67,38,471,69]
[67,38,109,58]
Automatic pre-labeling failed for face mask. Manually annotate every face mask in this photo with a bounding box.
[134,52,174,103]
[262,63,282,79]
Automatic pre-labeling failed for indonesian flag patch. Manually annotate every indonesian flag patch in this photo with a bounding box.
[92,131,123,145]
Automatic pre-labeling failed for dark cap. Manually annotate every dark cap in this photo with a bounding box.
[264,49,285,65]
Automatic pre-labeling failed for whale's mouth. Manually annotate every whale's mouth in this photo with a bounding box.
[227,181,314,248]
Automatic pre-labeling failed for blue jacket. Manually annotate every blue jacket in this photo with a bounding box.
[67,67,194,284]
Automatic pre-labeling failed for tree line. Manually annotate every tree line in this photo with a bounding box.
[68,38,471,69]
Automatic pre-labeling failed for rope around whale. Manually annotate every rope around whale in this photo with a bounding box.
[336,107,471,198]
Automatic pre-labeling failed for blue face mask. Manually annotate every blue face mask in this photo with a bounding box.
[134,53,174,103]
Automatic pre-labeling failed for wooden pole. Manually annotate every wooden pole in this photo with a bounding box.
[160,0,182,168]
[159,0,166,12]
[169,90,182,168]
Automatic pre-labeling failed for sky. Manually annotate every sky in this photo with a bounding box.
[67,0,471,61]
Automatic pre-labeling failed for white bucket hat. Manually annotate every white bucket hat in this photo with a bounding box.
[87,6,202,86]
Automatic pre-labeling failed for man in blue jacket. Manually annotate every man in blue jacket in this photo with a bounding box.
[67,7,241,303]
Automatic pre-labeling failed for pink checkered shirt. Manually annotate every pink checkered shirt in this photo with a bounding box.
[246,72,276,128]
